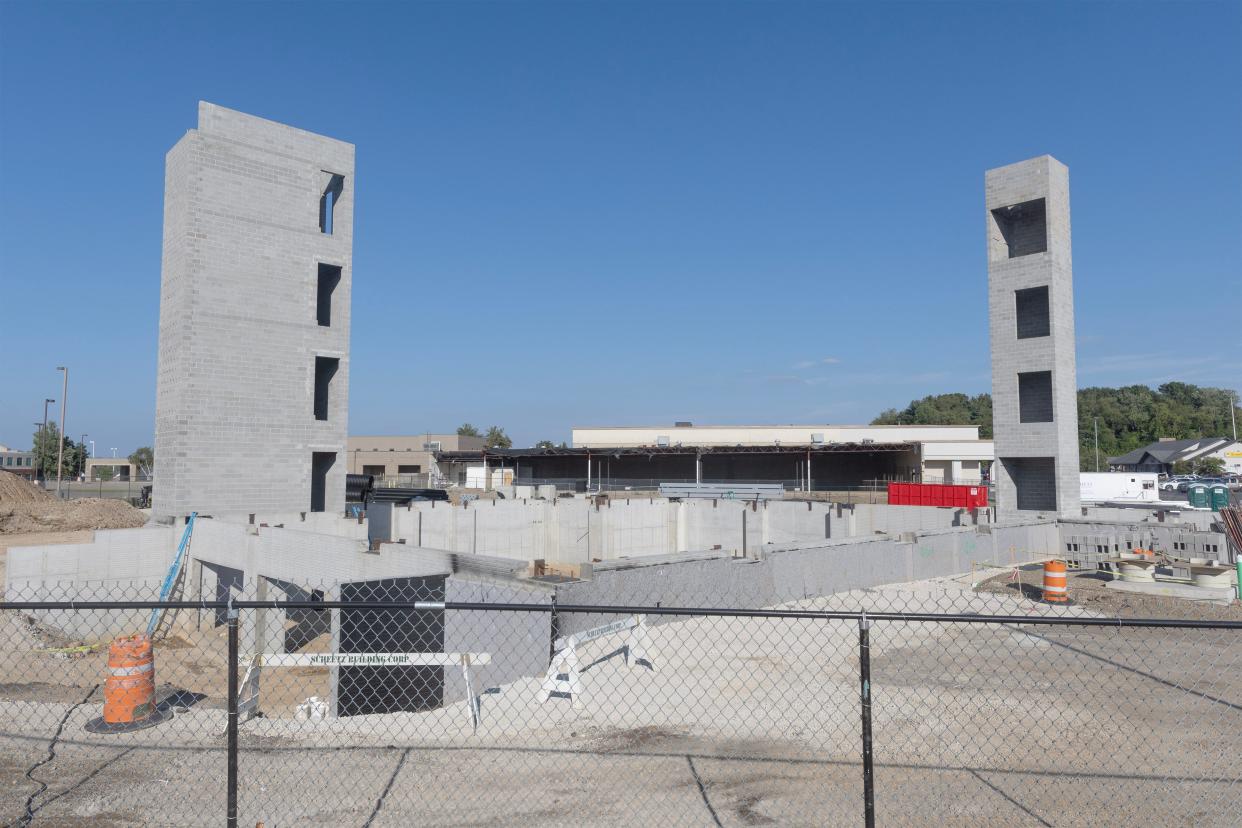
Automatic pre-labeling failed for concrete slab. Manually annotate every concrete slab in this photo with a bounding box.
[1104,579,1235,605]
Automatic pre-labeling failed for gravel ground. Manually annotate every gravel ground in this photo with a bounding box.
[1,576,1239,826]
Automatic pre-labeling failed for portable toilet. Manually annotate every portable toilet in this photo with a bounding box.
[1209,484,1230,511]
[1187,483,1209,509]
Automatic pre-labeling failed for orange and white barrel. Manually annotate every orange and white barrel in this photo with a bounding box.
[103,634,156,724]
[1042,560,1068,604]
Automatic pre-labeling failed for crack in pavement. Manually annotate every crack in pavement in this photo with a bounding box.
[17,683,99,826]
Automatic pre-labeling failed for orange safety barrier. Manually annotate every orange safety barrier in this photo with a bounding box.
[103,634,156,724]
[1042,560,1068,604]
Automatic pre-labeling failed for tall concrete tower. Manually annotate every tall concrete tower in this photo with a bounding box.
[154,103,354,521]
[986,156,1080,519]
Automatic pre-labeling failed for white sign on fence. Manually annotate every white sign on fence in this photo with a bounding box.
[236,651,490,730]
[258,652,491,668]
[542,615,654,706]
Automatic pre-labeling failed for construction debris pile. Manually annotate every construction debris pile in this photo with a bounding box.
[0,471,147,535]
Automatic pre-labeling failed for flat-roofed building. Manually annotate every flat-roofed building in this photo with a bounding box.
[571,423,993,485]
[347,434,486,485]
[435,423,994,491]
[0,445,36,481]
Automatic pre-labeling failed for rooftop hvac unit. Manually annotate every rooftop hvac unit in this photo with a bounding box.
[861,439,875,444]
[657,436,670,447]
[811,433,824,444]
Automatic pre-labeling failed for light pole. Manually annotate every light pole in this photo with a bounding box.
[111,447,117,458]
[89,440,95,458]
[55,367,68,497]
[1231,390,1238,442]
[35,398,54,483]
[1094,418,1100,473]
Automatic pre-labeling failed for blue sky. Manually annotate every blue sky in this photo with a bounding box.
[1,1,1239,454]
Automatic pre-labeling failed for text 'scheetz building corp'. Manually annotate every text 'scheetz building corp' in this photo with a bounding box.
[153,103,354,520]
[986,156,1081,519]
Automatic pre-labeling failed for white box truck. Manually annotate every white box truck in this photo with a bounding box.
[1080,472,1159,503]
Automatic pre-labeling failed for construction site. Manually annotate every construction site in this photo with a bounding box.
[2,104,1240,826]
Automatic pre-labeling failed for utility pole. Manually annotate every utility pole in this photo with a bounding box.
[1094,418,1100,473]
[55,367,68,496]
[1231,390,1238,442]
[35,398,54,483]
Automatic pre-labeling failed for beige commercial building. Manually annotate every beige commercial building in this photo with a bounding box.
[347,434,486,483]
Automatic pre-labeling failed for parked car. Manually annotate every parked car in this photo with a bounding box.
[1161,476,1191,491]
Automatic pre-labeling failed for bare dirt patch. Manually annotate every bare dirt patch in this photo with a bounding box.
[0,470,52,504]
[0,499,147,536]
[977,564,1242,622]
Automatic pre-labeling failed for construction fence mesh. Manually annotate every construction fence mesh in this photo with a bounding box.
[1,576,1240,826]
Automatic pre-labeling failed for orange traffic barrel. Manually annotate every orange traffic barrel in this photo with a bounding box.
[104,635,156,723]
[1042,560,1069,604]
[86,634,170,734]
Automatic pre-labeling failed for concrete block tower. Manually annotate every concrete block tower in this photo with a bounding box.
[986,156,1080,519]
[154,102,354,520]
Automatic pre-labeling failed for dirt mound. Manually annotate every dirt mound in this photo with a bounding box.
[0,497,148,535]
[0,470,53,504]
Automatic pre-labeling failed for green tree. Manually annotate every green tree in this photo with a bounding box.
[534,440,555,449]
[31,423,84,480]
[1194,457,1226,476]
[94,465,115,481]
[484,426,512,449]
[871,393,993,438]
[873,382,1240,471]
[129,446,154,478]
[1172,460,1194,475]
[456,423,481,438]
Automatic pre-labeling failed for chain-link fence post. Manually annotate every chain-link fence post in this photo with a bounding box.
[548,593,559,664]
[858,612,875,828]
[226,606,239,828]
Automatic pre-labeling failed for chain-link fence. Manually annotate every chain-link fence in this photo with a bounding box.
[2,578,1240,826]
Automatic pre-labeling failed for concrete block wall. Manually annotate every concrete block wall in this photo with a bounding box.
[443,577,551,701]
[5,526,178,638]
[154,102,354,520]
[1080,506,1218,532]
[391,498,977,563]
[987,156,1081,520]
[1059,520,1233,565]
[557,521,1059,628]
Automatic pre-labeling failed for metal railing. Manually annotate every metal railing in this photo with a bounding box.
[2,587,1240,826]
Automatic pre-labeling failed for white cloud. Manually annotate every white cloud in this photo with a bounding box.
[792,356,842,370]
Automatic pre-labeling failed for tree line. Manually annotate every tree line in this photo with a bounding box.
[872,382,1240,471]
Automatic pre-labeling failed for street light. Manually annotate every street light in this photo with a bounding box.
[111,447,117,458]
[34,398,55,483]
[55,367,68,497]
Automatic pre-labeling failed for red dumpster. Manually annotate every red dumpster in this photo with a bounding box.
[888,482,988,508]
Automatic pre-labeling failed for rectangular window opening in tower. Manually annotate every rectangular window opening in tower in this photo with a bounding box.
[1017,371,1054,423]
[317,263,342,326]
[320,174,345,234]
[314,356,340,421]
[989,198,1047,260]
[1015,285,1051,339]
